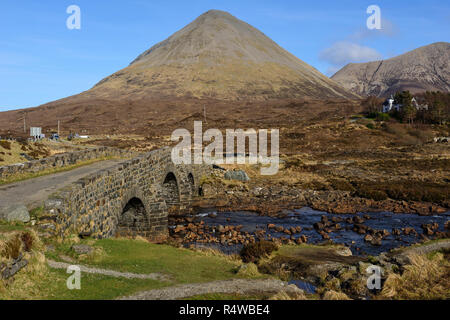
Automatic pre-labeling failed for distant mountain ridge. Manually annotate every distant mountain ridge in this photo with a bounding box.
[331,42,450,97]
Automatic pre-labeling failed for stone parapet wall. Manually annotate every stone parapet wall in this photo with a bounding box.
[0,146,129,180]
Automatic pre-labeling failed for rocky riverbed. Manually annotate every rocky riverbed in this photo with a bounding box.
[169,207,450,256]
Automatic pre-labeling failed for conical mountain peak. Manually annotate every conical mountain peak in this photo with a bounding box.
[92,10,355,100]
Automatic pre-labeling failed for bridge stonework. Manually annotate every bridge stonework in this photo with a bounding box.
[43,147,211,241]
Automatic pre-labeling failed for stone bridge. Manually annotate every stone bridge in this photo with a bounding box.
[43,147,212,241]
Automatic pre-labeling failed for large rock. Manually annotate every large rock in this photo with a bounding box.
[72,244,94,255]
[0,255,29,280]
[335,246,353,257]
[0,204,30,223]
[224,170,250,182]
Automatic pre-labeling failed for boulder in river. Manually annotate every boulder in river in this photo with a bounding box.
[371,236,382,246]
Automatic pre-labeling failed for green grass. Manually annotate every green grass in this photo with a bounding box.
[3,237,254,299]
[0,220,27,233]
[51,238,245,284]
[29,206,44,220]
[30,237,262,300]
[0,156,119,186]
[43,269,165,300]
[0,265,166,300]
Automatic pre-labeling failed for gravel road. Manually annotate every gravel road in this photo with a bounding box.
[119,278,303,300]
[47,259,170,281]
[0,159,124,209]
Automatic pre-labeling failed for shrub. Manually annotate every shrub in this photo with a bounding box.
[384,123,407,135]
[376,113,390,122]
[235,263,261,277]
[305,180,328,191]
[240,241,278,263]
[27,151,40,160]
[407,128,434,142]
[330,179,355,192]
[284,157,303,169]
[0,140,11,150]
[366,123,375,130]
[1,234,22,260]
[355,180,449,204]
[322,290,352,300]
[368,112,390,122]
[356,186,388,201]
[381,253,450,299]
[21,232,34,252]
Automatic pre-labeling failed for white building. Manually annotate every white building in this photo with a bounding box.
[382,96,397,112]
[382,96,428,113]
[30,127,43,140]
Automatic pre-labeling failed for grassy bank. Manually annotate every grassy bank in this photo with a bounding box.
[46,237,248,284]
[1,231,260,299]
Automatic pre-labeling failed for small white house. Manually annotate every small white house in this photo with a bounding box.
[30,127,43,140]
[382,96,395,112]
[382,96,428,113]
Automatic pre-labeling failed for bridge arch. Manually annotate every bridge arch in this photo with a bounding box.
[187,172,196,196]
[162,171,181,209]
[116,197,150,237]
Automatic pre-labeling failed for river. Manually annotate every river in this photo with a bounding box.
[174,207,449,256]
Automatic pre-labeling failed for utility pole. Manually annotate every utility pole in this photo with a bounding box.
[203,104,207,124]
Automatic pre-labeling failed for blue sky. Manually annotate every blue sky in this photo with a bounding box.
[0,0,449,111]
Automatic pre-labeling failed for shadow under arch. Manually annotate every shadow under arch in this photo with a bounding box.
[187,172,198,196]
[162,172,180,209]
[116,197,150,237]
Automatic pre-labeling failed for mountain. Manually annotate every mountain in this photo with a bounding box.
[331,42,450,97]
[88,9,354,101]
[0,10,356,135]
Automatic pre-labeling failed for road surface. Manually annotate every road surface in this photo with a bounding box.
[0,159,124,210]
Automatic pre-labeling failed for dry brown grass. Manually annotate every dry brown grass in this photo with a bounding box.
[235,263,262,277]
[0,140,11,150]
[0,229,49,299]
[193,247,242,264]
[322,290,352,300]
[381,253,450,300]
[268,289,307,300]
[0,233,22,261]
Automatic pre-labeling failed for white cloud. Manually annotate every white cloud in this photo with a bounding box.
[320,41,382,65]
[319,41,382,75]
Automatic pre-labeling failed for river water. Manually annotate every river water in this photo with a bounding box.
[184,207,449,256]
